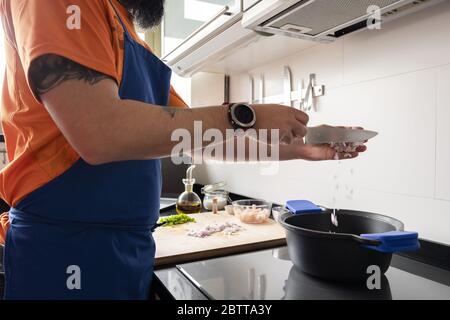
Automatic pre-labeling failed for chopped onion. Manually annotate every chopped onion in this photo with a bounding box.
[330,141,364,159]
[187,222,244,238]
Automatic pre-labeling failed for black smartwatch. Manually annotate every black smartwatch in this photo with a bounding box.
[228,103,256,130]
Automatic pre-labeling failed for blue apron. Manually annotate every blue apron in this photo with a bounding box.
[4,1,172,300]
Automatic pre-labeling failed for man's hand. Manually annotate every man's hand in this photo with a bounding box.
[252,104,309,144]
[278,138,367,161]
[251,104,367,161]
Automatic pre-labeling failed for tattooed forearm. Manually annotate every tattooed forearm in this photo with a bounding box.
[162,106,192,119]
[29,54,112,97]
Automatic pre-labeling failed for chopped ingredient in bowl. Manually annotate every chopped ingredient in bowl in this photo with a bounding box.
[158,214,196,227]
[187,222,244,238]
[236,204,270,224]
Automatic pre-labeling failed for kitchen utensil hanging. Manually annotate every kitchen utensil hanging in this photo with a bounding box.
[248,66,325,111]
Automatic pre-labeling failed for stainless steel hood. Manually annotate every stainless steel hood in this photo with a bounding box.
[243,0,444,43]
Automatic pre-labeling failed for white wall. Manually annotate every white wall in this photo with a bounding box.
[191,72,225,107]
[197,1,450,244]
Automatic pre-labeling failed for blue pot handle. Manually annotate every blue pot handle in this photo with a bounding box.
[285,200,420,253]
[360,231,420,253]
[286,200,323,215]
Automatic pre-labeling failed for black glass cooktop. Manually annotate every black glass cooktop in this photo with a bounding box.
[167,247,450,300]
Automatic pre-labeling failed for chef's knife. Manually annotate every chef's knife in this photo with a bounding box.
[305,126,378,144]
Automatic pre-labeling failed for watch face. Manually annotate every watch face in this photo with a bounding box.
[234,104,255,126]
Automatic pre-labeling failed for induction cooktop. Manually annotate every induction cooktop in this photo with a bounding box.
[170,247,450,300]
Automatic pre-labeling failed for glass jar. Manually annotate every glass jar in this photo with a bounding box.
[202,182,229,211]
[203,190,229,211]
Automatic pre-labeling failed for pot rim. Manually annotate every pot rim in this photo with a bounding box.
[279,209,405,246]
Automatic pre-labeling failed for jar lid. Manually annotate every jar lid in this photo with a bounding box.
[202,182,227,194]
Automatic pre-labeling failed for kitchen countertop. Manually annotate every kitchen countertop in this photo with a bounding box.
[155,186,287,268]
[154,210,286,269]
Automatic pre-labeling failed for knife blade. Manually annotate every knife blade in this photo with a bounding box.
[305,126,378,144]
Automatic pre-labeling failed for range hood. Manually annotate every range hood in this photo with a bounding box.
[243,0,444,43]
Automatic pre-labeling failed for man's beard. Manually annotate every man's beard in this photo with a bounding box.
[119,0,165,29]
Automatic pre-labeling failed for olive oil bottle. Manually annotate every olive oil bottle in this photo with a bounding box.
[176,165,202,214]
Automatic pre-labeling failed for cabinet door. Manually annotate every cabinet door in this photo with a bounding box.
[243,0,262,11]
[162,0,240,56]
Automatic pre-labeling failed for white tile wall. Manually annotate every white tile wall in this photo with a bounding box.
[191,72,225,107]
[250,39,344,92]
[436,64,450,201]
[343,1,450,85]
[196,1,450,244]
[319,69,437,198]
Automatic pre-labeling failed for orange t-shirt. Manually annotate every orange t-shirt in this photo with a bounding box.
[0,0,187,243]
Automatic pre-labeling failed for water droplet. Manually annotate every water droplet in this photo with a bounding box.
[331,209,339,227]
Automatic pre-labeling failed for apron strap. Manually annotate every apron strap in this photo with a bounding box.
[108,0,133,39]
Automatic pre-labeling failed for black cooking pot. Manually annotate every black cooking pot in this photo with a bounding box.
[279,208,419,281]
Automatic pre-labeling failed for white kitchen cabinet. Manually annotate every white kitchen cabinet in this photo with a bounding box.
[162,0,252,77]
[163,0,240,56]
[243,0,262,11]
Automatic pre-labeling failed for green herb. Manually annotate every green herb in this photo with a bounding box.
[158,214,196,227]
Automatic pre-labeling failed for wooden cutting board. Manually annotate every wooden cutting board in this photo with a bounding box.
[154,211,286,268]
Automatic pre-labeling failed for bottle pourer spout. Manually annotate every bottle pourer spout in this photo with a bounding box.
[183,165,196,186]
[186,165,196,180]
